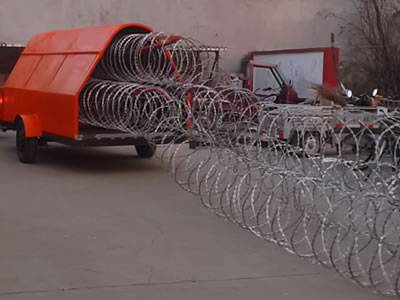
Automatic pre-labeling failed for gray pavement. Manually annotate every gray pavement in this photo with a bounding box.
[0,132,388,299]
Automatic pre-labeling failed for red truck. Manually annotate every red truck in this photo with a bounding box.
[245,48,340,105]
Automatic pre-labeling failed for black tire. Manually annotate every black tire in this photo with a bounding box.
[135,142,156,159]
[16,120,38,164]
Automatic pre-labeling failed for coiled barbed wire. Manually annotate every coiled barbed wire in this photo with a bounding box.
[93,32,216,85]
[79,80,184,137]
[80,32,400,297]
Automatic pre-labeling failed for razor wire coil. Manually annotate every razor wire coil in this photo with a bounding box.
[80,32,400,297]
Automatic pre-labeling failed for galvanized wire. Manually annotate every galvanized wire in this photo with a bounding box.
[80,32,400,297]
[93,32,215,86]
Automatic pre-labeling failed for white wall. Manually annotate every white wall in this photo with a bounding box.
[0,0,352,72]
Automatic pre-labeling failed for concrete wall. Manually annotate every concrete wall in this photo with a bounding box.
[0,0,352,72]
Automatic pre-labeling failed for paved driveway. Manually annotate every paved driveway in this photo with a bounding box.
[0,132,387,299]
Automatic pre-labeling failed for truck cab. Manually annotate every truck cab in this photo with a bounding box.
[245,61,300,104]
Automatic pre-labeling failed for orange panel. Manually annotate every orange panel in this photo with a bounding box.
[48,54,98,95]
[26,30,99,54]
[25,55,66,91]
[25,24,149,55]
[41,93,79,138]
[5,56,41,89]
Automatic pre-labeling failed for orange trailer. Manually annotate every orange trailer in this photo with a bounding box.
[0,23,158,163]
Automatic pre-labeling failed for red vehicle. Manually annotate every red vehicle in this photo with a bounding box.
[245,61,300,104]
[0,23,158,164]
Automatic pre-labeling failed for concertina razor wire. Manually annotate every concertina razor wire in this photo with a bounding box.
[79,32,400,297]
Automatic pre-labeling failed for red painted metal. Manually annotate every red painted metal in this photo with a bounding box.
[245,61,278,90]
[19,114,42,137]
[323,48,340,88]
[250,61,277,69]
[250,47,332,58]
[0,23,153,138]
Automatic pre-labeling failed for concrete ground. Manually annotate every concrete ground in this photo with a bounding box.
[0,132,388,299]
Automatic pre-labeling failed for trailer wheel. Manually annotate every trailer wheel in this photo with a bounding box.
[135,142,156,159]
[16,120,38,164]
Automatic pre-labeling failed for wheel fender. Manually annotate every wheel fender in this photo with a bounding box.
[16,115,42,137]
